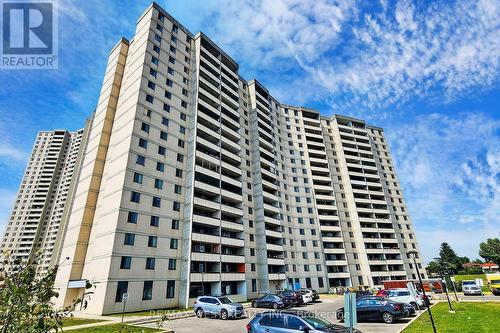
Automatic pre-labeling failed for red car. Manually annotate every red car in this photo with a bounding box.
[376,289,390,297]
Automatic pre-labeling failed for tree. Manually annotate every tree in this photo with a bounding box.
[425,261,440,275]
[436,242,468,274]
[479,238,500,266]
[0,251,93,333]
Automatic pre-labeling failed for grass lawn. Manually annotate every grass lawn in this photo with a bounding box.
[61,317,106,327]
[402,302,500,333]
[65,323,161,332]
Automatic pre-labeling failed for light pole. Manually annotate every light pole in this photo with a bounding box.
[434,258,454,312]
[409,251,437,333]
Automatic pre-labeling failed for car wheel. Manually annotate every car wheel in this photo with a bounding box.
[220,309,228,320]
[337,311,344,322]
[382,312,394,324]
[410,302,418,310]
[252,301,257,308]
[196,308,204,318]
[273,302,279,309]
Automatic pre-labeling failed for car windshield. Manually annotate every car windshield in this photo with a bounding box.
[462,281,475,285]
[218,297,232,304]
[303,315,334,329]
[491,280,500,284]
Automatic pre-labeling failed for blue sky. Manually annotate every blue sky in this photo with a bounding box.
[0,0,499,263]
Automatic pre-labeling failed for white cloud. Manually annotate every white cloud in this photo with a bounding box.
[0,143,28,161]
[202,0,500,110]
[386,112,500,261]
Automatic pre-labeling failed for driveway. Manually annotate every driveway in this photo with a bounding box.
[139,297,413,333]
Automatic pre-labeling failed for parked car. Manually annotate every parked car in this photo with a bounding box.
[252,294,292,309]
[194,295,244,320]
[462,280,482,296]
[356,296,416,317]
[376,289,389,297]
[277,290,304,306]
[336,297,407,324]
[385,288,425,309]
[299,289,319,302]
[247,310,349,332]
[355,290,373,299]
[298,289,314,303]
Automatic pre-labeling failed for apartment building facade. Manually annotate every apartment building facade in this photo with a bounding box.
[0,125,89,274]
[49,3,425,314]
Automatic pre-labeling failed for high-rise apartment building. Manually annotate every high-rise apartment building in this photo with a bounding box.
[50,3,424,314]
[1,124,90,274]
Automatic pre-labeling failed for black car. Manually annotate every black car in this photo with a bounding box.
[247,310,353,333]
[252,294,292,309]
[336,296,407,324]
[276,290,303,306]
[355,290,373,299]
[311,289,320,301]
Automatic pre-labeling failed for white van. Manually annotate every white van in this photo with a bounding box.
[386,288,425,308]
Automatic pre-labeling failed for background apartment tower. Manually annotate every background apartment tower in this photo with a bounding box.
[53,3,425,315]
[0,125,89,274]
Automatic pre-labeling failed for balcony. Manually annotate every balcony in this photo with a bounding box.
[221,272,246,281]
[268,273,286,281]
[190,272,221,282]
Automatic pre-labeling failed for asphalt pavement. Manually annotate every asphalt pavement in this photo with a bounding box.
[139,297,413,333]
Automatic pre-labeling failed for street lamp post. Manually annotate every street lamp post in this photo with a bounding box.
[409,251,437,333]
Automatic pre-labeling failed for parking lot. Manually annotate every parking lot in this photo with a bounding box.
[141,297,413,333]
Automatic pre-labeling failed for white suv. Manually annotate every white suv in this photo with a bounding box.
[194,296,244,319]
[385,288,425,309]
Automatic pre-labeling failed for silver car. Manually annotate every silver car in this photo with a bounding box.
[247,310,349,332]
[194,295,244,320]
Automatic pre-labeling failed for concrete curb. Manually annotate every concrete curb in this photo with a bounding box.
[395,301,440,333]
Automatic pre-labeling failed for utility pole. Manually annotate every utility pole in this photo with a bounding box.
[410,251,437,333]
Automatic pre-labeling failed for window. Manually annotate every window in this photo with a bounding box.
[152,196,161,207]
[149,68,157,77]
[154,179,163,189]
[148,236,157,248]
[130,191,140,203]
[177,153,184,162]
[168,56,175,64]
[162,117,169,126]
[173,201,180,211]
[154,34,161,42]
[146,94,154,103]
[160,131,168,141]
[179,126,185,134]
[136,155,145,166]
[178,139,184,148]
[146,257,155,270]
[124,233,135,245]
[142,281,153,300]
[147,81,155,90]
[156,162,164,172]
[175,169,183,177]
[133,172,143,184]
[127,212,138,223]
[141,122,150,133]
[167,67,174,75]
[139,138,148,148]
[115,281,128,302]
[153,45,160,54]
[151,56,159,65]
[174,185,182,194]
[171,219,179,230]
[166,78,173,87]
[168,259,177,270]
[170,238,178,249]
[287,316,305,330]
[165,91,172,99]
[120,256,131,269]
[166,280,175,298]
[163,103,170,112]
[181,100,187,108]
[150,216,159,227]
[158,146,166,155]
